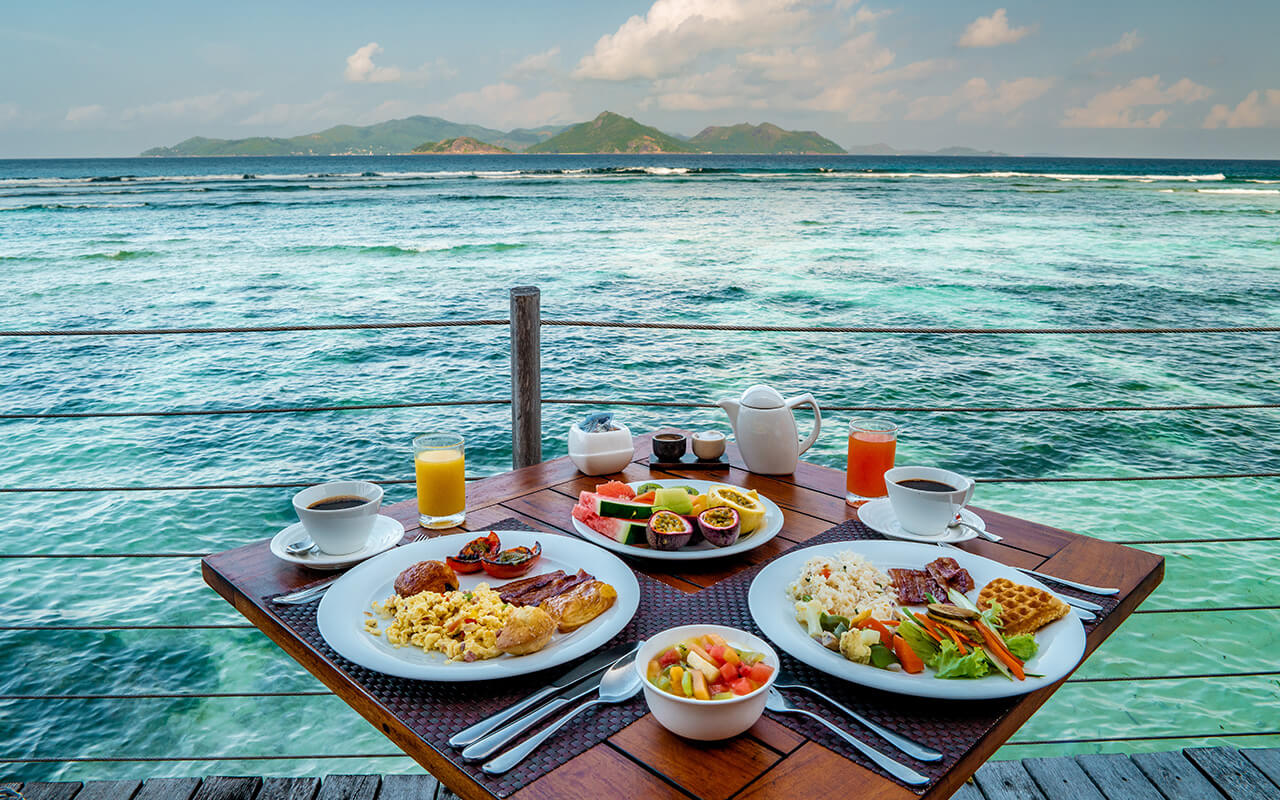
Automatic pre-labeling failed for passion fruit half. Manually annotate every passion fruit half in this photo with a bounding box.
[697,506,741,547]
[646,510,693,550]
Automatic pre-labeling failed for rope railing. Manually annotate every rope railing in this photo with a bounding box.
[4,470,1277,493]
[4,398,1278,421]
[5,319,1280,337]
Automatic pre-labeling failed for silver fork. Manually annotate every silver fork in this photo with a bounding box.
[765,688,929,786]
[773,670,941,762]
[271,578,339,604]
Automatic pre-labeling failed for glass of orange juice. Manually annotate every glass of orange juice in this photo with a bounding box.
[414,432,466,529]
[846,419,897,507]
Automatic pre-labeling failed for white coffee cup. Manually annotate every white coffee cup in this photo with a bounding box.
[292,480,384,555]
[883,466,975,537]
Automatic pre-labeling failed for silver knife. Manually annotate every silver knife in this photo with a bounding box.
[272,576,341,604]
[1017,568,1119,596]
[460,640,644,762]
[448,640,641,749]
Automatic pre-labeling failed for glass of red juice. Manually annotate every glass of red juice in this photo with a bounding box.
[846,419,898,507]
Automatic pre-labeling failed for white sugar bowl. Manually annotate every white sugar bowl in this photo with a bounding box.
[568,413,634,476]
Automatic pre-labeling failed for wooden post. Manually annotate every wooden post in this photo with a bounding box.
[510,286,542,469]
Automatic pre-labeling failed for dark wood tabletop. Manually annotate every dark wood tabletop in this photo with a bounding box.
[202,432,1164,800]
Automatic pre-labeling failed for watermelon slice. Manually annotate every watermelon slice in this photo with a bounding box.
[595,481,636,500]
[577,490,653,520]
[572,501,648,545]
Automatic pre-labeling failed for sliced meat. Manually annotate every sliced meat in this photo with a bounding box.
[926,557,974,594]
[515,570,594,606]
[888,568,950,606]
[496,571,565,604]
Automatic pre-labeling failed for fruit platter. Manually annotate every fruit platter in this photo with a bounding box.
[569,478,784,561]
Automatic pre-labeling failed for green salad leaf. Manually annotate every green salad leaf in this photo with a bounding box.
[930,640,993,679]
[897,617,939,662]
[1004,633,1038,662]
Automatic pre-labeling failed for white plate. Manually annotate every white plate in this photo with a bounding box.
[317,530,640,681]
[857,499,982,544]
[748,540,1086,699]
[568,479,784,561]
[270,516,404,570]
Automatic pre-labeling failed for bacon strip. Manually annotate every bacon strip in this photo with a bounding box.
[496,569,596,606]
[496,571,565,604]
[926,557,974,593]
[888,568,948,605]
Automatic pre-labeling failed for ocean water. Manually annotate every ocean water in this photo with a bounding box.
[1,154,1278,781]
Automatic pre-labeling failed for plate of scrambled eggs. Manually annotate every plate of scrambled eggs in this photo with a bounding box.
[316,530,640,680]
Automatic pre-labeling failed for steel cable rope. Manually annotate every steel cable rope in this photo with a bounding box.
[5,400,1280,420]
[3,320,1280,336]
[4,471,1278,493]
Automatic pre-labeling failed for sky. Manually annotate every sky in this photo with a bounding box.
[2,0,1278,158]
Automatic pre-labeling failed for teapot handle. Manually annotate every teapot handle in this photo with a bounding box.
[785,394,822,456]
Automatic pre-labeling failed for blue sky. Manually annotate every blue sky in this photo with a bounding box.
[2,0,1278,158]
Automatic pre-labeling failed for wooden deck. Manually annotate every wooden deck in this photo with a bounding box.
[4,748,1277,800]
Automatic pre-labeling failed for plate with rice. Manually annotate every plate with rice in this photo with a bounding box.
[316,530,640,680]
[748,540,1085,699]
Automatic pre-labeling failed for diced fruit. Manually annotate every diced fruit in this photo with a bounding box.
[634,490,656,504]
[578,491,654,520]
[572,503,648,544]
[652,487,694,515]
[681,670,694,696]
[721,647,741,665]
[646,510,694,550]
[719,663,738,682]
[647,660,661,681]
[686,650,720,682]
[746,663,774,684]
[669,665,683,688]
[730,678,754,695]
[658,648,682,667]
[691,670,710,700]
[707,644,725,664]
[704,633,728,647]
[685,640,716,667]
[596,481,636,499]
[711,691,734,701]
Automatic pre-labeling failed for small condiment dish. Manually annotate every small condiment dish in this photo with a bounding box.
[635,624,779,741]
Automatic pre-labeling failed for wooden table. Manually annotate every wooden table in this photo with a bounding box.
[202,433,1164,800]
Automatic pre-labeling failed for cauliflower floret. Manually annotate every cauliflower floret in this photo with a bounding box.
[794,598,825,637]
[839,628,881,665]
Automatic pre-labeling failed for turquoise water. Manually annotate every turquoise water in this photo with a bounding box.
[1,155,1278,781]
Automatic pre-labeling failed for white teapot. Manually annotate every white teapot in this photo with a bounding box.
[716,385,821,475]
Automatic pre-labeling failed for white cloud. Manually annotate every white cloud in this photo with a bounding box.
[957,9,1032,48]
[1062,75,1211,128]
[121,91,260,122]
[65,104,106,124]
[506,47,561,80]
[432,82,576,129]
[345,42,402,83]
[574,0,813,80]
[1203,89,1280,129]
[1088,30,1142,61]
[906,76,1052,122]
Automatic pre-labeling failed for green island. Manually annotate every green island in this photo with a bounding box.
[140,110,1006,157]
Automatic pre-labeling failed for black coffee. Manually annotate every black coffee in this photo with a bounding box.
[896,479,957,492]
[307,495,369,511]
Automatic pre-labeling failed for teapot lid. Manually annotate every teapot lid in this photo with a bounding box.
[740,384,785,409]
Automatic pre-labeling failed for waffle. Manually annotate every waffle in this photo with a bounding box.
[977,578,1069,635]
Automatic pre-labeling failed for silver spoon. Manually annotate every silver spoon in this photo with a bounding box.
[773,670,941,761]
[482,648,643,775]
[284,535,318,556]
[950,517,1002,542]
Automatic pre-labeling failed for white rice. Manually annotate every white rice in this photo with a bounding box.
[785,550,898,620]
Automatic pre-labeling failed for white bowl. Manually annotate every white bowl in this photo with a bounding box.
[568,421,635,476]
[635,624,779,741]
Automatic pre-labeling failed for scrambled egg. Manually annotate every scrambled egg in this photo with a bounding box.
[371,584,512,662]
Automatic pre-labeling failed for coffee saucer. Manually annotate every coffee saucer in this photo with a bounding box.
[270,515,405,570]
[857,498,982,544]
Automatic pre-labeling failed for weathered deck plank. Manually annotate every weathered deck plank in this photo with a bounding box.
[1130,751,1228,800]
[375,775,443,800]
[70,780,143,800]
[1240,748,1280,789]
[132,777,201,800]
[1074,754,1164,800]
[971,760,1047,800]
[1183,747,1279,800]
[6,783,80,800]
[947,781,984,800]
[312,775,379,800]
[253,777,320,800]
[190,777,261,800]
[1022,757,1106,800]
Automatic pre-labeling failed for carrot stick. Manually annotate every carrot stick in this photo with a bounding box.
[936,623,969,655]
[974,621,1025,679]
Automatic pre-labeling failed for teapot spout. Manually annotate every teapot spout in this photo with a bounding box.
[715,398,741,431]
